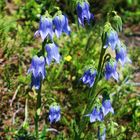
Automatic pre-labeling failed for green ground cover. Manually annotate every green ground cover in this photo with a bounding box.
[0,0,140,139]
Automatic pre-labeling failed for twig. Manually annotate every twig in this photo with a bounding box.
[12,108,22,124]
[10,84,22,107]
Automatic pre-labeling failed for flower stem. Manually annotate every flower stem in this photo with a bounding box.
[34,40,46,139]
[87,45,106,110]
[77,43,106,139]
[34,86,42,139]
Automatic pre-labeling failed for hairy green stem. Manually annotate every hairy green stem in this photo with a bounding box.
[87,46,106,110]
[34,86,42,139]
[34,40,46,139]
[77,44,106,139]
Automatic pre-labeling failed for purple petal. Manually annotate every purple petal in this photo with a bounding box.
[112,71,119,81]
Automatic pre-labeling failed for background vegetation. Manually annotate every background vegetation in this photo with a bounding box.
[0,0,140,139]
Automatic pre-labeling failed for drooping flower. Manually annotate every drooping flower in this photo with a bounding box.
[80,69,97,87]
[34,16,53,41]
[86,107,103,123]
[76,1,93,26]
[53,15,71,37]
[45,43,61,65]
[102,98,114,116]
[53,15,64,38]
[48,105,61,124]
[28,56,46,89]
[28,56,46,79]
[115,43,131,66]
[105,59,119,81]
[62,15,71,35]
[104,30,120,50]
[98,126,106,140]
[31,75,42,90]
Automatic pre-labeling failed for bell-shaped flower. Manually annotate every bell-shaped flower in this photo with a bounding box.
[80,69,97,87]
[53,15,65,38]
[31,75,42,90]
[85,107,103,123]
[53,15,71,37]
[48,105,61,124]
[115,43,131,66]
[34,16,53,41]
[62,15,71,35]
[45,43,61,65]
[28,56,46,90]
[76,1,93,26]
[28,56,46,79]
[105,59,119,81]
[98,126,106,140]
[104,30,120,50]
[102,98,114,116]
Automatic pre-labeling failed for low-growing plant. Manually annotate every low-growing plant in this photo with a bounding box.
[1,1,139,140]
[20,1,132,139]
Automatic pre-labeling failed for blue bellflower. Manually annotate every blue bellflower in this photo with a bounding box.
[86,107,103,123]
[62,15,71,35]
[105,60,119,81]
[31,75,42,90]
[98,126,106,140]
[49,105,61,124]
[28,56,46,79]
[80,69,97,87]
[76,1,93,26]
[102,98,114,116]
[104,30,119,50]
[45,43,61,65]
[115,43,131,66]
[53,15,65,38]
[34,16,53,41]
[28,56,46,89]
[53,15,71,38]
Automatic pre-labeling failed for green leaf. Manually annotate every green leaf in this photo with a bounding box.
[37,108,41,116]
[109,11,122,32]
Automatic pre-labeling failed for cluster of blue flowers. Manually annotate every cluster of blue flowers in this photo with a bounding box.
[34,15,71,41]
[79,7,131,139]
[80,23,130,132]
[26,1,130,138]
[86,96,114,123]
[29,14,71,89]
[81,25,131,86]
[27,0,94,124]
[104,28,131,81]
[30,14,71,89]
[28,12,72,124]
